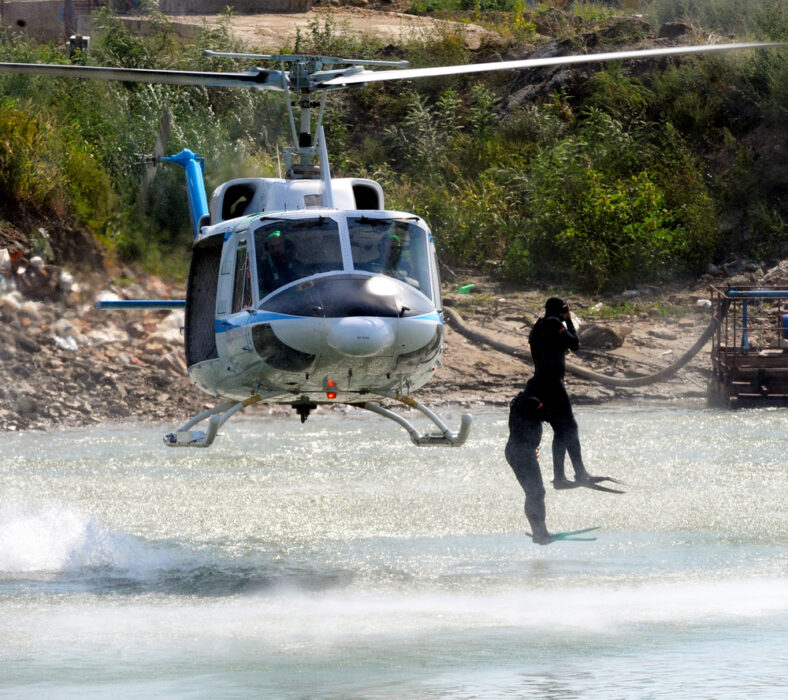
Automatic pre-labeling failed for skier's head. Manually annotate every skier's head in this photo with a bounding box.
[545,296,568,318]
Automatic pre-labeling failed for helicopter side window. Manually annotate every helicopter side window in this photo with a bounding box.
[231,241,253,313]
[348,217,433,300]
[253,218,342,300]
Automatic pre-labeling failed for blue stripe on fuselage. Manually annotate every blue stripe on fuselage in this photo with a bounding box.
[215,311,298,333]
[214,310,443,333]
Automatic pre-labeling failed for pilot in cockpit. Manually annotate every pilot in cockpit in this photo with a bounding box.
[258,230,304,295]
[368,232,418,288]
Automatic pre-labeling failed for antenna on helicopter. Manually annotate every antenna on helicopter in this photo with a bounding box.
[317,125,334,209]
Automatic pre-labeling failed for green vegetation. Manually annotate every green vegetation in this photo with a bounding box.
[0,9,285,272]
[644,0,787,40]
[0,1,785,289]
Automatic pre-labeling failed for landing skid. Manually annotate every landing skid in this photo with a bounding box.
[163,392,471,448]
[163,393,283,447]
[360,393,473,447]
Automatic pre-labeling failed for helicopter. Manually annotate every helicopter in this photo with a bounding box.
[0,39,781,448]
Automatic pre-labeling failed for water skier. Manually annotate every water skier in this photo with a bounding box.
[505,297,623,545]
[505,385,551,544]
[527,296,623,491]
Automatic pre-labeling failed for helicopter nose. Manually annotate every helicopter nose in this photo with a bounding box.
[327,316,395,357]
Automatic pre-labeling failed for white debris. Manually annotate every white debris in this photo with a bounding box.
[60,270,76,294]
[54,335,79,352]
[95,291,122,304]
[84,327,128,345]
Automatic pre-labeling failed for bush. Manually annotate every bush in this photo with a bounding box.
[0,100,113,223]
[502,109,717,290]
[295,10,382,58]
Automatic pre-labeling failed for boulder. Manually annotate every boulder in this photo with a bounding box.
[648,329,678,341]
[658,22,692,40]
[579,325,625,349]
[14,332,42,354]
[762,260,788,286]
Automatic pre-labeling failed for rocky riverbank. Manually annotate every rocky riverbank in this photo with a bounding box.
[0,269,204,432]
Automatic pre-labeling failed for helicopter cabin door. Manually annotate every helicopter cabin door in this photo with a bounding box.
[215,231,258,375]
[184,236,221,368]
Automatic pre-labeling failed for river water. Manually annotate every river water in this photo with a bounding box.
[0,405,786,698]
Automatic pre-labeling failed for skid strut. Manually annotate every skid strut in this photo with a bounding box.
[163,393,282,447]
[360,393,472,446]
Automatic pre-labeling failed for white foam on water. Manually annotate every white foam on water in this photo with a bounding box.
[2,576,784,651]
[243,576,788,641]
[0,499,173,575]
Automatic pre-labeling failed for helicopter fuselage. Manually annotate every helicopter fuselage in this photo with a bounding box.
[184,192,446,408]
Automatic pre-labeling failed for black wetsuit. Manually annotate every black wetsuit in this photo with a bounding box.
[504,387,549,542]
[528,313,588,484]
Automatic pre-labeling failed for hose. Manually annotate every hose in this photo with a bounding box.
[443,305,719,388]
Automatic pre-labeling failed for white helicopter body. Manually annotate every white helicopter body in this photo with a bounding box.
[188,204,444,406]
[156,147,466,447]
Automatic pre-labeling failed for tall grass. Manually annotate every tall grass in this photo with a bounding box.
[644,0,787,40]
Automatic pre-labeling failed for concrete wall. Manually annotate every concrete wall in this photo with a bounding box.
[76,14,199,40]
[0,0,314,42]
[2,2,67,41]
[0,2,314,42]
[159,0,313,14]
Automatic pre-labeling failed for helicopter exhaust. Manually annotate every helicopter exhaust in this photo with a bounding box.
[162,149,210,237]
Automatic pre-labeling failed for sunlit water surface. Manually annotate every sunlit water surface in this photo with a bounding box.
[1,405,786,698]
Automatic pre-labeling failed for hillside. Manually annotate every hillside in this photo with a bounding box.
[161,4,499,51]
[1,3,785,281]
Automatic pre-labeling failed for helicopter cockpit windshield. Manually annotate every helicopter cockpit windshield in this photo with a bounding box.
[349,217,433,298]
[253,218,342,298]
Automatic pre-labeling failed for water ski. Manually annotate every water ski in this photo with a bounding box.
[526,526,600,544]
[552,476,626,494]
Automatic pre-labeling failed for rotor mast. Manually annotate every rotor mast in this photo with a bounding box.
[203,51,408,179]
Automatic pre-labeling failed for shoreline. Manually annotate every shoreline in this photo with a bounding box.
[0,280,713,434]
[2,260,785,434]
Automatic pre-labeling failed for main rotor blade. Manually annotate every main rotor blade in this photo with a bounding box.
[0,62,286,90]
[316,42,784,87]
